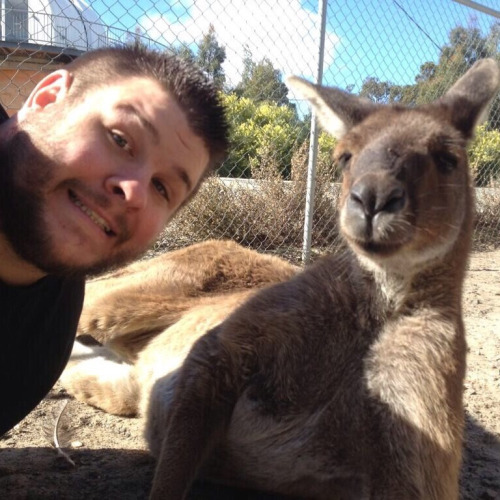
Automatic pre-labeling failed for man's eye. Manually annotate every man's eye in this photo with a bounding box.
[152,178,169,201]
[111,131,130,152]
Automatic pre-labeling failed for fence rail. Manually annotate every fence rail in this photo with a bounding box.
[0,8,161,51]
[0,0,498,260]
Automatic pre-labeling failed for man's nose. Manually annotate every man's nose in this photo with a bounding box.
[105,175,148,210]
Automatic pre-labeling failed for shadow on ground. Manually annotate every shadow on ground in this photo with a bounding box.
[460,414,500,500]
[0,411,498,499]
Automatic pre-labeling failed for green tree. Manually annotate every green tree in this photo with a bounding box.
[415,61,437,83]
[166,44,196,63]
[468,123,500,186]
[443,24,492,67]
[235,50,290,106]
[410,23,499,125]
[196,24,226,89]
[359,77,393,103]
[220,93,305,178]
[358,22,499,126]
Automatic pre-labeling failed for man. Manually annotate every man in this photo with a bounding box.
[0,45,229,436]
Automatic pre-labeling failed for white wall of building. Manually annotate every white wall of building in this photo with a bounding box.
[1,0,106,50]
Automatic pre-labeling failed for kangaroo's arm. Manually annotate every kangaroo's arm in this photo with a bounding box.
[78,290,208,342]
[149,327,246,500]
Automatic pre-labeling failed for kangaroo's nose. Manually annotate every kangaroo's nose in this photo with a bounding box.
[349,178,406,218]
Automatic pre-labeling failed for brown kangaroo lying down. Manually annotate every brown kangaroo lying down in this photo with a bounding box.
[146,60,499,500]
[63,59,500,499]
[62,240,299,416]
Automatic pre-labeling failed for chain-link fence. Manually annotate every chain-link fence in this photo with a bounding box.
[1,0,499,262]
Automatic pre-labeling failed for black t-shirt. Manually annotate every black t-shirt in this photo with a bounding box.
[0,103,85,435]
[0,275,84,435]
[0,104,8,121]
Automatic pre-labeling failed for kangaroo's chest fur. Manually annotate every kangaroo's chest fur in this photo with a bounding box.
[196,251,465,496]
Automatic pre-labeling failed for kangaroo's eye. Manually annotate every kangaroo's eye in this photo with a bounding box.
[337,152,352,170]
[436,151,458,173]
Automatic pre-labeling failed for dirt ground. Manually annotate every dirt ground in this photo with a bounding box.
[0,250,499,500]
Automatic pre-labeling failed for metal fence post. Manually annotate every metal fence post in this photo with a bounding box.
[301,0,328,264]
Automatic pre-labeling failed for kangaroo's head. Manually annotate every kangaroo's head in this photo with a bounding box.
[289,60,500,274]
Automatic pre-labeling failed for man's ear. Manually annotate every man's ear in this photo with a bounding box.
[20,69,73,116]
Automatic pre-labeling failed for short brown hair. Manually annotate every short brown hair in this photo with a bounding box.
[65,45,229,173]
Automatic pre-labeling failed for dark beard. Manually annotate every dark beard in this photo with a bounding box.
[0,130,58,273]
[0,131,141,279]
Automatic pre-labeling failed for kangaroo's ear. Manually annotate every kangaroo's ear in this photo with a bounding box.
[287,76,379,138]
[437,58,500,139]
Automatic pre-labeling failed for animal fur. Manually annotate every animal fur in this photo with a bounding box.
[62,240,298,416]
[62,59,500,499]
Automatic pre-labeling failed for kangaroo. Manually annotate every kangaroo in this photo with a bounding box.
[142,60,499,500]
[62,239,298,416]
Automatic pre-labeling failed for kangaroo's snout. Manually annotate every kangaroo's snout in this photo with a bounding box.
[341,168,410,251]
[349,174,406,219]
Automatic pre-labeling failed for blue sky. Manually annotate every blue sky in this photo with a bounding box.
[88,0,499,93]
[316,0,499,92]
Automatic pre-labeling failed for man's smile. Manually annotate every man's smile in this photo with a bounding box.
[68,189,116,236]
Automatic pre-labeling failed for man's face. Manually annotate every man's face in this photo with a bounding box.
[0,76,209,277]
